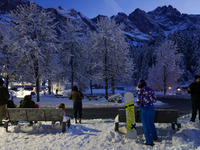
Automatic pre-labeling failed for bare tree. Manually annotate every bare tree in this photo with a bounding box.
[58,19,87,91]
[10,2,58,101]
[88,17,134,98]
[148,40,183,95]
[0,24,19,89]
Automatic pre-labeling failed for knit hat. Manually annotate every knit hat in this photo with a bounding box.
[0,78,4,85]
[195,75,200,80]
[137,80,147,89]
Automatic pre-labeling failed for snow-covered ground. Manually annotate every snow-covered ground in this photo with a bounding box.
[11,89,166,108]
[1,89,199,150]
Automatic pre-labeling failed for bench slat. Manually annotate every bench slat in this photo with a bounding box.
[8,109,27,121]
[118,109,178,123]
[45,109,63,121]
[5,108,70,133]
[7,108,63,121]
[115,108,181,131]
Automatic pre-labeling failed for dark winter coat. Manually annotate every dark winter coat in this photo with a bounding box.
[7,100,16,108]
[69,91,84,103]
[0,85,10,106]
[188,81,200,102]
[19,98,37,108]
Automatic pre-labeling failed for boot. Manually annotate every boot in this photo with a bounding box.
[79,118,81,124]
[75,118,78,124]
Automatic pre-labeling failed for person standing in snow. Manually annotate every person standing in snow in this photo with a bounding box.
[69,86,84,124]
[0,78,10,126]
[187,75,200,122]
[136,80,158,146]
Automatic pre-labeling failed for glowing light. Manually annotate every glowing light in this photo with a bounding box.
[148,31,153,35]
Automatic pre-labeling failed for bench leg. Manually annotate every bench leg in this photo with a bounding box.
[176,123,181,131]
[172,122,175,130]
[172,122,181,131]
[62,122,66,133]
[4,121,9,132]
[114,122,119,132]
[14,121,18,125]
[67,119,71,128]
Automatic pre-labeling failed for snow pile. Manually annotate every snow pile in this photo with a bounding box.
[0,114,200,149]
[108,93,123,103]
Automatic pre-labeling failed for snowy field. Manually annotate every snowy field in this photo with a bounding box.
[11,89,166,108]
[1,89,199,150]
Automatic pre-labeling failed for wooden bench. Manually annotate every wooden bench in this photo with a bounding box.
[4,108,71,132]
[55,94,64,98]
[99,94,106,98]
[114,109,181,132]
[85,94,98,100]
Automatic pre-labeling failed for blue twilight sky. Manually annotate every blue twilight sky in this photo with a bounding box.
[31,0,200,18]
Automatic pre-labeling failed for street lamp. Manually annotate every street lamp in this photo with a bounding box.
[168,87,172,95]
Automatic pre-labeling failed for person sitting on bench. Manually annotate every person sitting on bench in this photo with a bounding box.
[52,103,66,126]
[19,95,38,125]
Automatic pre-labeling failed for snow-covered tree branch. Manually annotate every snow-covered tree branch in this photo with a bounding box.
[10,2,58,101]
[148,39,183,95]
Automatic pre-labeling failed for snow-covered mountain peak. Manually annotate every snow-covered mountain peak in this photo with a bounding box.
[2,1,200,44]
[148,5,181,18]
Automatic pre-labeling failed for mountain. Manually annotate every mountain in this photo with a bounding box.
[1,0,200,45]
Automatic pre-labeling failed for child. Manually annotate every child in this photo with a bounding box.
[52,103,66,126]
[57,103,66,116]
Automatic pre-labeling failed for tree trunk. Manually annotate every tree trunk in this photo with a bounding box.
[90,80,93,95]
[111,78,115,94]
[104,39,108,99]
[71,55,74,90]
[34,60,40,102]
[36,77,40,102]
[48,79,51,94]
[163,66,167,95]
[105,78,108,99]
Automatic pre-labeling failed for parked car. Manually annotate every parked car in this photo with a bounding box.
[176,86,188,95]
[9,86,35,97]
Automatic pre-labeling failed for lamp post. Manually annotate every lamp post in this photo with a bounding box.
[168,87,172,95]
